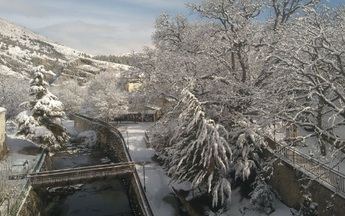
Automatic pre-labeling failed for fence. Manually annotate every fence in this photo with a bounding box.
[6,150,47,216]
[29,162,135,188]
[267,137,345,197]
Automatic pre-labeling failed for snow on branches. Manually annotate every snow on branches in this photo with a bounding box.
[16,70,69,152]
[271,7,345,155]
[164,89,232,207]
[230,119,265,181]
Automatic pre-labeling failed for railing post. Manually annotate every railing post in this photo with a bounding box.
[7,198,10,216]
[143,163,146,193]
[126,130,129,150]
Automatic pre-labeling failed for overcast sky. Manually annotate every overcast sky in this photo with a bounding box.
[0,0,191,55]
[0,0,343,55]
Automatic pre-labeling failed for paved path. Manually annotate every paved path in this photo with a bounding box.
[118,123,180,216]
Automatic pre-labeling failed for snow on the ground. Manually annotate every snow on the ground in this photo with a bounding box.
[0,65,24,78]
[3,122,41,173]
[118,123,179,216]
[218,188,292,216]
[119,122,293,216]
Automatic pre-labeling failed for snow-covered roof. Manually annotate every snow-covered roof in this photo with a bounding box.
[0,107,6,113]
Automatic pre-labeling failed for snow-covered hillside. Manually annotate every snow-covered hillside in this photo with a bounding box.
[0,18,131,83]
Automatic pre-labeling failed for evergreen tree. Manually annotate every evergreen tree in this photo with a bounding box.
[165,89,232,207]
[230,119,265,181]
[16,69,69,152]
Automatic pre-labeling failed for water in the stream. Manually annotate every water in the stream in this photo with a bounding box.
[40,140,133,216]
[43,179,133,216]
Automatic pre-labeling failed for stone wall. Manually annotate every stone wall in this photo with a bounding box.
[73,114,153,215]
[73,114,130,162]
[270,158,345,216]
[0,107,7,159]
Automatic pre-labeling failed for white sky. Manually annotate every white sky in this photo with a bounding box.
[0,0,191,55]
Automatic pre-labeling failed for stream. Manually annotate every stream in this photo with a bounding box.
[39,137,133,216]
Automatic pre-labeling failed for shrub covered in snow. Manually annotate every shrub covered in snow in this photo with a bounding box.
[249,180,274,214]
[16,70,69,152]
[293,194,318,216]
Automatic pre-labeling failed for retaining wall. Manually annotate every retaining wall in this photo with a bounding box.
[72,114,153,216]
[73,114,129,162]
[265,137,345,216]
[0,108,6,159]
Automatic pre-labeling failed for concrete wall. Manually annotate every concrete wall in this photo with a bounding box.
[270,158,345,216]
[0,107,6,159]
[73,114,129,162]
[73,114,153,215]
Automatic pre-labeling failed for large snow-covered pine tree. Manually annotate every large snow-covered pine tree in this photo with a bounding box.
[165,89,232,207]
[16,69,69,152]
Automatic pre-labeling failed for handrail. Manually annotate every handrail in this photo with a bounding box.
[8,150,46,215]
[267,136,345,196]
[29,162,134,176]
[29,164,135,187]
[28,163,135,179]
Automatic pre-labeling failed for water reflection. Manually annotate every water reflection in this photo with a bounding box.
[44,179,133,216]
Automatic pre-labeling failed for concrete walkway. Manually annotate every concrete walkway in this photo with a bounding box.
[118,123,180,216]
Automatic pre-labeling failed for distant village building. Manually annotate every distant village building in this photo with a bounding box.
[0,107,6,159]
[125,79,142,93]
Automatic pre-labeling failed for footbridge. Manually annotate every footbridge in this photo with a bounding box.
[15,114,154,216]
[28,162,135,188]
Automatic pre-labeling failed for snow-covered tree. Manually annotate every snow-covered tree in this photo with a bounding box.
[16,70,69,152]
[50,79,87,115]
[129,0,344,211]
[85,70,128,121]
[163,89,232,207]
[230,119,265,181]
[270,6,345,155]
[269,0,319,31]
[0,75,28,119]
[249,180,274,214]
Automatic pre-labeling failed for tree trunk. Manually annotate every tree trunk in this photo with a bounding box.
[317,97,326,156]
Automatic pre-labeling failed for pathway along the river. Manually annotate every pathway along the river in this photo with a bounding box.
[117,122,181,216]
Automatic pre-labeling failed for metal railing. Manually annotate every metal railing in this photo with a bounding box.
[8,150,46,216]
[28,162,135,187]
[267,137,345,197]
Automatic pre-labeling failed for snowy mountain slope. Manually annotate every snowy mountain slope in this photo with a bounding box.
[0,18,130,83]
